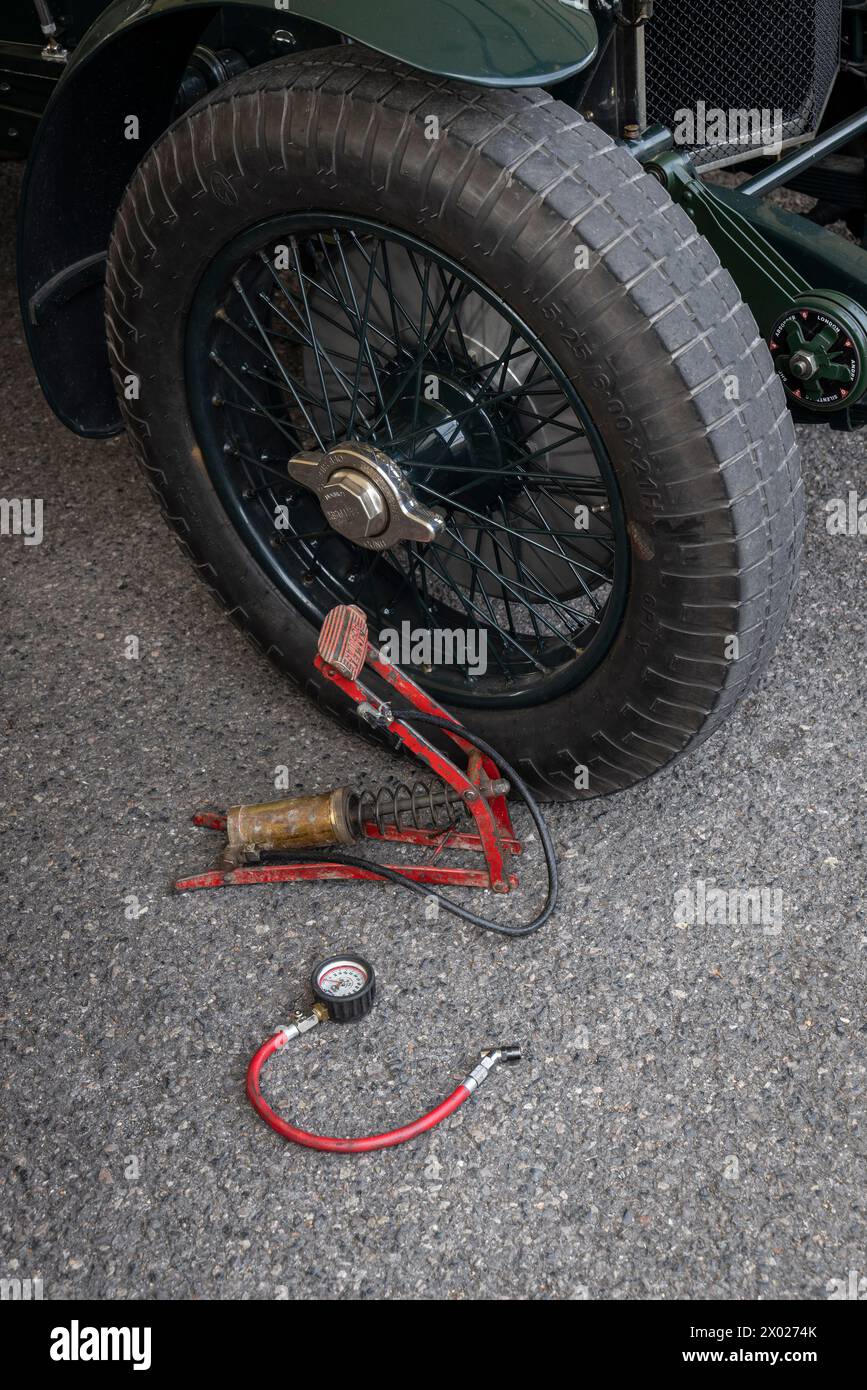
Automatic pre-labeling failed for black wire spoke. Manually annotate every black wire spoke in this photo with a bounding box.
[350,232,428,349]
[401,541,442,633]
[328,232,396,440]
[450,511,597,632]
[506,380,567,415]
[259,266,351,356]
[362,270,470,440]
[230,277,327,449]
[217,304,303,365]
[413,542,541,677]
[218,395,286,427]
[463,520,512,647]
[340,448,609,488]
[289,237,336,438]
[313,232,401,361]
[396,546,480,684]
[530,479,616,543]
[195,218,627,701]
[211,351,305,447]
[382,363,573,458]
[346,241,382,436]
[369,364,530,455]
[515,484,611,587]
[499,432,592,476]
[494,503,547,651]
[257,250,358,383]
[460,512,530,636]
[358,254,438,441]
[399,542,483,658]
[379,384,537,458]
[299,240,402,421]
[256,286,379,420]
[466,522,489,608]
[404,249,456,364]
[505,499,617,549]
[415,477,610,588]
[526,482,617,546]
[449,459,611,506]
[453,337,541,396]
[508,489,602,612]
[434,263,474,369]
[475,329,521,395]
[511,386,578,422]
[489,501,598,621]
[509,417,589,458]
[408,256,432,440]
[358,544,389,601]
[329,232,391,358]
[518,354,554,395]
[490,493,586,606]
[508,399,588,439]
[379,240,409,353]
[433,526,590,640]
[230,353,348,422]
[500,523,610,538]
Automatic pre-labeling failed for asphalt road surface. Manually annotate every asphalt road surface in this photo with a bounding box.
[1,159,865,1301]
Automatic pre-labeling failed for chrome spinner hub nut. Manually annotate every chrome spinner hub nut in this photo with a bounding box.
[319,467,389,541]
[287,442,443,551]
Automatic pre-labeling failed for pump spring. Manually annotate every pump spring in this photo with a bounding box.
[347,781,470,837]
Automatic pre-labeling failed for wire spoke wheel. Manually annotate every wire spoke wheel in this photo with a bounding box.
[188,217,629,707]
[108,51,803,797]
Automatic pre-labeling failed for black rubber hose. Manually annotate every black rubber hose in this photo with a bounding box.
[283,711,558,938]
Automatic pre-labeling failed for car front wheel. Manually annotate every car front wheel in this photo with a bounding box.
[105,48,804,799]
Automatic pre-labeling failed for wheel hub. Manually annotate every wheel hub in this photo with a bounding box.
[287,442,444,551]
[389,373,503,461]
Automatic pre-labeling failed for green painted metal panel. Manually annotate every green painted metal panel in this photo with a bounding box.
[60,0,598,90]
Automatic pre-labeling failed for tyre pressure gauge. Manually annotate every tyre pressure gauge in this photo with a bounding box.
[311,953,376,1022]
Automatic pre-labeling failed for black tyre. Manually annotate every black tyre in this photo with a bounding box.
[105,48,803,800]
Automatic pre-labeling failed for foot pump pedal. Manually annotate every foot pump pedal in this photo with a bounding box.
[175,605,523,897]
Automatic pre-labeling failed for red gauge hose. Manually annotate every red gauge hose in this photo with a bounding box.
[246,1029,512,1153]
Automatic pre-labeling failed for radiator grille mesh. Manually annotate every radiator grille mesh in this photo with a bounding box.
[644,0,841,166]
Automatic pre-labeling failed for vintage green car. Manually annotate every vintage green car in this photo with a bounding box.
[4,1,866,797]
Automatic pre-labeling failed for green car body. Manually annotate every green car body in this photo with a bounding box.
[4,0,867,434]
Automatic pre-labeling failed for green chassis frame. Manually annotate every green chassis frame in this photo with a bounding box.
[628,119,867,429]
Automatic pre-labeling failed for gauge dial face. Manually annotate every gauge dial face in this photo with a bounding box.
[314,959,369,999]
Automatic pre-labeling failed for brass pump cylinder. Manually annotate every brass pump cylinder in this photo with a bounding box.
[226,789,356,853]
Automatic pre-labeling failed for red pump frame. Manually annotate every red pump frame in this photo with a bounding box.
[175,611,520,895]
